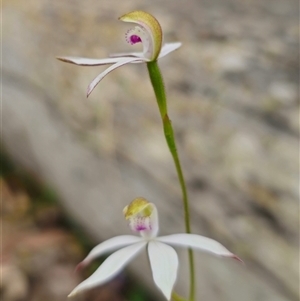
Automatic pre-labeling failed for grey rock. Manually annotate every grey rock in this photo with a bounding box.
[3,0,299,300]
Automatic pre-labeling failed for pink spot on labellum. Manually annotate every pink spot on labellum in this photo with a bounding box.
[129,35,141,45]
[136,225,147,231]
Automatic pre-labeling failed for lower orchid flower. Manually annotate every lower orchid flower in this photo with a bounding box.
[68,197,242,300]
[57,11,181,97]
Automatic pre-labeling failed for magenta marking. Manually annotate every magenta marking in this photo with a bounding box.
[136,225,147,231]
[129,35,141,45]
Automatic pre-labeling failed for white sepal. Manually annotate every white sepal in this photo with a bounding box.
[157,234,241,260]
[148,241,178,300]
[79,235,142,267]
[68,241,147,297]
[56,56,126,66]
[158,43,182,59]
[87,57,145,97]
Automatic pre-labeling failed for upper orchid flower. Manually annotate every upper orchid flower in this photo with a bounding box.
[57,11,181,97]
[68,198,242,300]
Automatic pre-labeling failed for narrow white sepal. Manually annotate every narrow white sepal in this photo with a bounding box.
[157,234,238,259]
[158,42,182,59]
[87,57,145,97]
[68,241,147,297]
[148,241,178,300]
[80,235,142,266]
[56,56,126,66]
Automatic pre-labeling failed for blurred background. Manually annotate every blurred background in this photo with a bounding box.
[2,0,299,300]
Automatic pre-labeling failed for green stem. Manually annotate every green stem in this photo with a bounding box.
[147,61,195,301]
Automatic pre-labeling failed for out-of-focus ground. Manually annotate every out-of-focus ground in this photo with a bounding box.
[2,0,299,300]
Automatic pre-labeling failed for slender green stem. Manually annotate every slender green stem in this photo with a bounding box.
[147,61,195,301]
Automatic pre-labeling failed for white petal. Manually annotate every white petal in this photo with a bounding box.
[158,42,182,59]
[69,241,147,297]
[148,241,178,300]
[157,234,242,261]
[56,56,125,66]
[109,51,144,58]
[77,235,142,269]
[87,57,145,97]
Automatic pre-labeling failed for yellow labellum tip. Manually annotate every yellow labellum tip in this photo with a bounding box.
[123,197,153,219]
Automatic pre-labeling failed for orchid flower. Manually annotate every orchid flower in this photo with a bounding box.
[68,198,242,300]
[57,11,181,97]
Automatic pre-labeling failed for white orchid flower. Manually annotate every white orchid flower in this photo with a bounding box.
[57,11,181,97]
[68,198,242,300]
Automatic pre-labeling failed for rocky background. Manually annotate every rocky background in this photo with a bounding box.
[2,0,299,301]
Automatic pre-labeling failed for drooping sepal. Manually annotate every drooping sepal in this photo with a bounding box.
[148,241,178,300]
